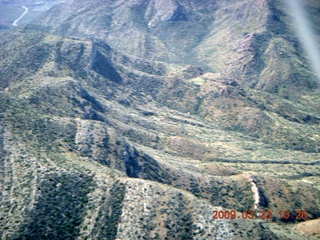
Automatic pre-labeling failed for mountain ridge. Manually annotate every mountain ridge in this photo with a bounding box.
[0,0,320,239]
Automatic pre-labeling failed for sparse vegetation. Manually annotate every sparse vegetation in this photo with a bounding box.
[12,172,94,240]
[0,0,319,239]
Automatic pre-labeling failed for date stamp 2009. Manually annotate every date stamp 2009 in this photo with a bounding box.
[212,209,308,221]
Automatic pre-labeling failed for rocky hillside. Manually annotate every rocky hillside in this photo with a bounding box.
[31,0,320,151]
[0,0,320,239]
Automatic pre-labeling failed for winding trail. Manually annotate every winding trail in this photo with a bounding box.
[12,6,29,27]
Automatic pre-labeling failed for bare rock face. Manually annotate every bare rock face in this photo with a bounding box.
[0,0,320,239]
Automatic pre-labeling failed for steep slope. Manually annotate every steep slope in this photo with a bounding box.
[0,0,320,239]
[34,0,318,90]
[28,0,320,151]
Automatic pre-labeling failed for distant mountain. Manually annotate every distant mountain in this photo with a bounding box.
[0,0,320,239]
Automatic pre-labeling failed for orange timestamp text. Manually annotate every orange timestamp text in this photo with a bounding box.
[212,209,308,220]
